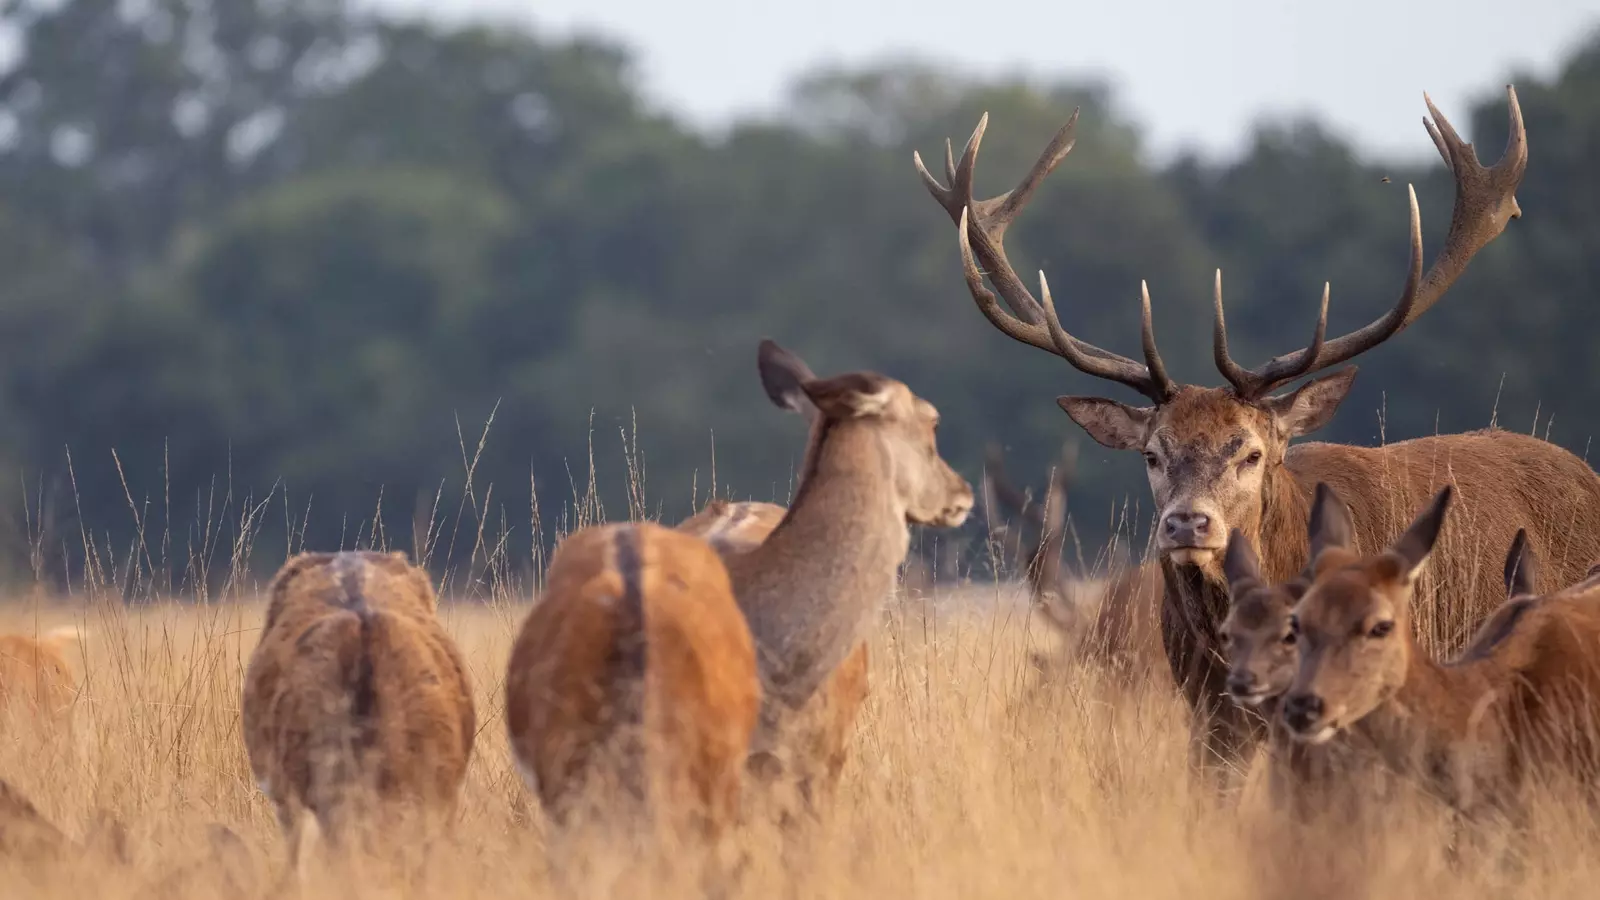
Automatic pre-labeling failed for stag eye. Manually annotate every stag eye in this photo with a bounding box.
[1367,620,1395,640]
[1142,451,1159,469]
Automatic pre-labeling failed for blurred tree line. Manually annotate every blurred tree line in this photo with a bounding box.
[0,0,1595,589]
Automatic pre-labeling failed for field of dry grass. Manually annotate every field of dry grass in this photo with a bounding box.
[0,570,1597,899]
[1,415,1598,900]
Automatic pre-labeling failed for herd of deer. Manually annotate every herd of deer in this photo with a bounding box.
[4,83,1600,885]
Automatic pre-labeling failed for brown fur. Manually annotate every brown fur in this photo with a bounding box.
[504,522,760,842]
[1285,487,1600,817]
[241,550,475,866]
[0,627,80,731]
[675,500,871,808]
[725,341,972,806]
[1075,381,1600,784]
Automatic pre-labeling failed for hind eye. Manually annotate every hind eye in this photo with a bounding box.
[1142,451,1159,468]
[1367,620,1394,639]
[1281,630,1297,647]
[1243,450,1263,466]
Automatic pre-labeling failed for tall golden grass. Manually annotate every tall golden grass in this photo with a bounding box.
[0,417,1596,898]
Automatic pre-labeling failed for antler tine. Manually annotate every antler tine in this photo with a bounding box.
[1039,272,1173,402]
[1211,269,1253,394]
[1217,88,1525,399]
[1138,281,1176,399]
[922,111,1178,402]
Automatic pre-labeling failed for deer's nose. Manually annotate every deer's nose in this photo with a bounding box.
[1163,510,1211,539]
[1282,693,1325,733]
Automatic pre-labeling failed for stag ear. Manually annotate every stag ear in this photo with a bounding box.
[1056,397,1152,451]
[1503,528,1537,598]
[1264,368,1358,438]
[1306,482,1355,565]
[758,339,821,419]
[1382,486,1453,585]
[802,372,896,419]
[1223,529,1263,594]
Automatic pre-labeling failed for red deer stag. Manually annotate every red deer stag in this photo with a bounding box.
[918,87,1600,785]
[983,444,1163,677]
[676,499,871,812]
[1281,484,1600,818]
[242,551,475,875]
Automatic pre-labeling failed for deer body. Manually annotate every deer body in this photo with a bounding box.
[1283,486,1600,816]
[242,551,475,868]
[0,627,80,735]
[676,499,872,809]
[505,522,760,841]
[724,341,973,793]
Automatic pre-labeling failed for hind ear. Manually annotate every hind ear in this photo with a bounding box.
[1306,482,1355,565]
[758,339,821,420]
[1222,529,1263,594]
[1503,528,1537,598]
[801,372,895,419]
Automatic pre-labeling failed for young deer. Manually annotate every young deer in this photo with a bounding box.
[983,443,1163,677]
[675,499,871,813]
[724,340,972,802]
[0,626,82,738]
[919,86,1600,785]
[242,551,475,875]
[1282,484,1600,817]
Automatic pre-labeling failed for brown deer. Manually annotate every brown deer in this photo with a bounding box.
[504,521,760,847]
[0,626,81,736]
[918,87,1600,785]
[724,340,972,806]
[1281,484,1600,818]
[675,499,871,812]
[982,443,1163,677]
[242,551,475,874]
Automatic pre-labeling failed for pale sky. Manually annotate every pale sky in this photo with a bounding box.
[369,0,1600,161]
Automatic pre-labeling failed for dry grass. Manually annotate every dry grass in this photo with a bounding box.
[3,411,1598,899]
[0,577,1595,899]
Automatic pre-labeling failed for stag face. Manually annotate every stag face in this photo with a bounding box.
[1059,370,1356,572]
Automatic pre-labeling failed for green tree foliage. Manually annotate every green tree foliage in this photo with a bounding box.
[0,1,1596,584]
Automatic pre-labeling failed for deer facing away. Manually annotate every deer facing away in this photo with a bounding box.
[917,85,1600,785]
[242,551,476,876]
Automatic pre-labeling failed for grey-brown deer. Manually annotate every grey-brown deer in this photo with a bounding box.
[983,443,1163,677]
[918,86,1600,786]
[1279,484,1600,819]
[727,340,973,810]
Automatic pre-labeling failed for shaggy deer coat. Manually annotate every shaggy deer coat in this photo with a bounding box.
[242,550,475,860]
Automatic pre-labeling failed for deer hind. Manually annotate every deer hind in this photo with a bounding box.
[1238,484,1600,819]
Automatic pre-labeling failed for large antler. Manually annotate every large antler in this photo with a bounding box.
[1213,86,1528,400]
[916,114,1179,403]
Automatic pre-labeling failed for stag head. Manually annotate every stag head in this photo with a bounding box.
[917,88,1526,576]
